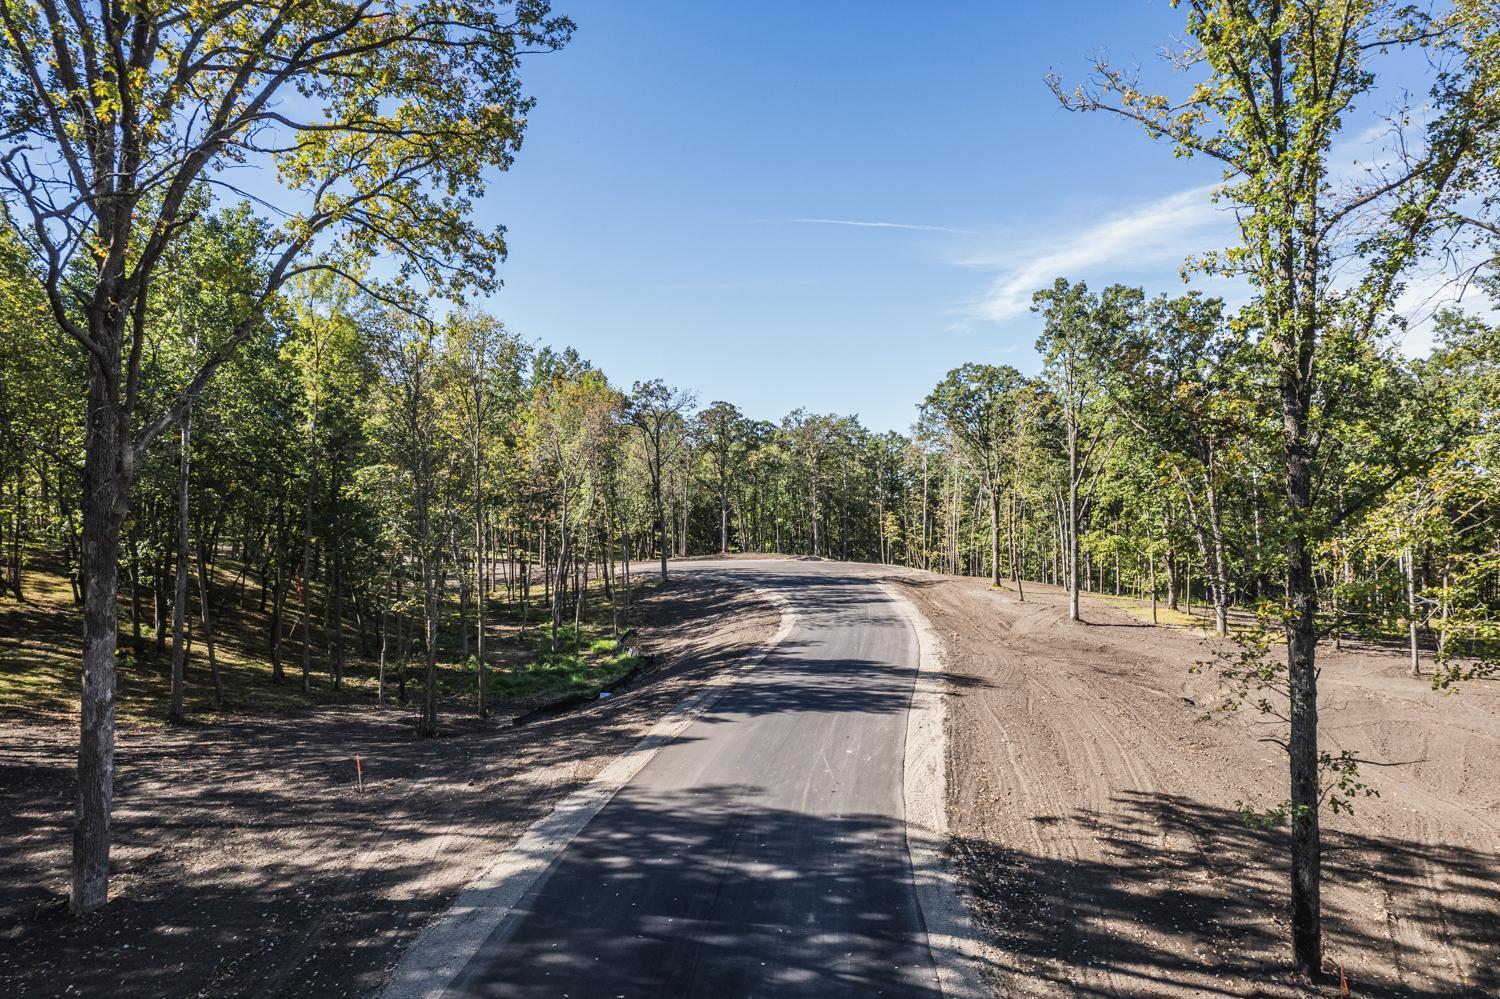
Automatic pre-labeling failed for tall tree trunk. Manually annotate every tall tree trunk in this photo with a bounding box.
[270,492,288,682]
[5,472,19,600]
[1149,553,1158,624]
[1203,453,1231,637]
[299,497,314,695]
[989,489,1002,586]
[1437,564,1451,659]
[475,437,487,717]
[810,480,820,558]
[1163,508,1181,611]
[1285,433,1321,978]
[1012,494,1026,601]
[331,539,345,689]
[73,357,131,915]
[300,388,318,695]
[654,478,668,583]
[573,538,587,650]
[419,463,439,738]
[194,525,224,709]
[551,496,569,653]
[168,411,192,724]
[1404,546,1420,677]
[1067,424,1081,622]
[153,542,170,655]
[920,458,929,571]
[128,536,143,648]
[620,527,632,630]
[378,580,389,707]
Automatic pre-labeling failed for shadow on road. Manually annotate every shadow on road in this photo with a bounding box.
[451,784,944,998]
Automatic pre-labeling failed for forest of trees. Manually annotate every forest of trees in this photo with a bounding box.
[11,242,1493,702]
[1,0,1497,985]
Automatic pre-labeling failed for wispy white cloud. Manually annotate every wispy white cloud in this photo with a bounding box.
[762,218,976,234]
[961,184,1231,324]
[1389,267,1499,355]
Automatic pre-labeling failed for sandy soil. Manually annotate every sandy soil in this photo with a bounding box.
[887,572,1500,998]
[0,578,778,998]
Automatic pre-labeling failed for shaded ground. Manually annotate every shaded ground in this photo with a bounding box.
[888,571,1500,998]
[0,577,778,998]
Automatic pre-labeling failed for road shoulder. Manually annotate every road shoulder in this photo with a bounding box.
[881,581,994,999]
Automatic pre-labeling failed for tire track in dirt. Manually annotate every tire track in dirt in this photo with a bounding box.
[883,569,1500,998]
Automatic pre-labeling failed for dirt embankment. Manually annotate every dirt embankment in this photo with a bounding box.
[890,572,1499,998]
[0,578,778,998]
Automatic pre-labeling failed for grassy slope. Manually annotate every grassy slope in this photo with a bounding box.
[0,555,653,728]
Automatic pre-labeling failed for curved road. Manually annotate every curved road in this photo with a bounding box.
[444,561,944,998]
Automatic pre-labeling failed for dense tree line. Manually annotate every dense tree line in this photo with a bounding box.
[7,238,1493,700]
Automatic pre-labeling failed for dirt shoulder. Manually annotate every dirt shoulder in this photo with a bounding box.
[887,571,1499,999]
[0,577,779,998]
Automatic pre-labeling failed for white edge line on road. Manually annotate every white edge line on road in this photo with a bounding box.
[379,577,797,999]
[881,580,994,999]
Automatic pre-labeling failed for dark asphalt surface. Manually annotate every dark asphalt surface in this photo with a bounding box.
[447,561,941,998]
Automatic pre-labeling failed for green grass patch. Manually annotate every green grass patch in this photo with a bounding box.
[478,622,643,700]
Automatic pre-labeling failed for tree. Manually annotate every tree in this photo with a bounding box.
[529,359,616,650]
[922,364,1029,588]
[1052,1,1496,974]
[627,381,695,582]
[696,401,746,555]
[0,1,573,911]
[441,311,527,715]
[1109,292,1251,636]
[1033,279,1120,621]
[369,315,448,737]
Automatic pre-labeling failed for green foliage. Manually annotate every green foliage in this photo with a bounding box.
[488,625,642,699]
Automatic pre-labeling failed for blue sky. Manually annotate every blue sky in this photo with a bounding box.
[475,1,1463,433]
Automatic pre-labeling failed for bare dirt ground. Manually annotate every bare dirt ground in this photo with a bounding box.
[0,578,778,998]
[886,571,1500,998]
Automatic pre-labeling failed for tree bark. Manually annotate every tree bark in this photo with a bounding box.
[1404,546,1420,677]
[989,489,1002,587]
[418,451,439,738]
[300,376,319,696]
[1284,410,1321,978]
[194,524,224,709]
[331,533,345,689]
[168,411,192,724]
[128,537,143,648]
[269,491,288,683]
[1067,429,1081,622]
[474,431,487,717]
[1149,553,1158,624]
[73,357,130,915]
[1204,453,1231,637]
[654,477,668,583]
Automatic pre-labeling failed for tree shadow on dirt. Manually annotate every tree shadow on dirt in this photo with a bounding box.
[0,589,784,998]
[954,790,1499,998]
[0,707,670,996]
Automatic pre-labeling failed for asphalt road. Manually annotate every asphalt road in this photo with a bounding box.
[446,560,942,998]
